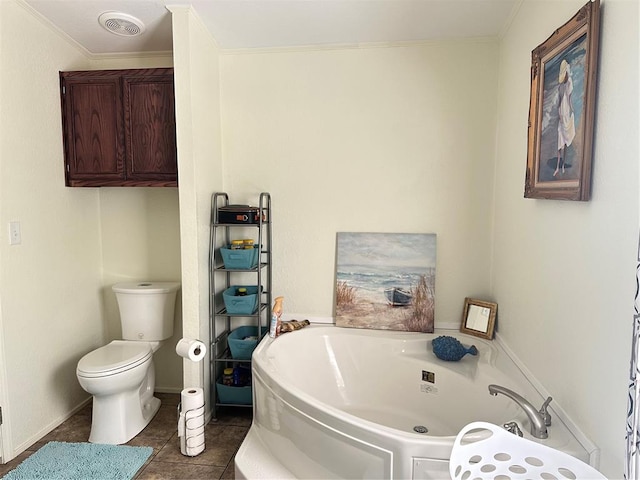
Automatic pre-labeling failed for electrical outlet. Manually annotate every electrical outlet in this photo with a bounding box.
[9,222,21,245]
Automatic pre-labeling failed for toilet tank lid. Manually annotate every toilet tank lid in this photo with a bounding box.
[112,282,180,294]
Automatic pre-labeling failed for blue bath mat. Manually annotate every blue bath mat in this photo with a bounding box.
[2,441,153,480]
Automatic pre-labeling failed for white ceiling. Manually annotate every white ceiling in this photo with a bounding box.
[23,0,521,55]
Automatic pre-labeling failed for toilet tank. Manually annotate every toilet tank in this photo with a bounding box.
[112,282,180,341]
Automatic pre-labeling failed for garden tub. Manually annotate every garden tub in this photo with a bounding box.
[235,325,594,479]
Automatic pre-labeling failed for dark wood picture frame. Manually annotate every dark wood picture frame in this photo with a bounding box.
[524,0,600,201]
[460,298,497,340]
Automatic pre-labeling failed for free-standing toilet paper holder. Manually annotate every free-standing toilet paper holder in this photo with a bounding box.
[177,394,206,456]
[176,338,208,456]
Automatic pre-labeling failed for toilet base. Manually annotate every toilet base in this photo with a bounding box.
[89,391,161,445]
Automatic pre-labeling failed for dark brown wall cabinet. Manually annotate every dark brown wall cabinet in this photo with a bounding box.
[60,68,177,187]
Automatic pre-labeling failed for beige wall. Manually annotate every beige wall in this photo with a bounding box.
[492,0,639,476]
[170,5,224,395]
[99,188,182,391]
[0,0,101,455]
[0,2,184,459]
[219,3,639,474]
[220,40,500,322]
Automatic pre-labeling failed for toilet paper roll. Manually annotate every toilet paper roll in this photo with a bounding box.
[175,339,207,362]
[180,409,205,456]
[185,430,205,456]
[181,387,204,415]
[179,387,205,456]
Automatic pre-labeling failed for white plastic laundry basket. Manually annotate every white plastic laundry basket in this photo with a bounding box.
[449,422,607,480]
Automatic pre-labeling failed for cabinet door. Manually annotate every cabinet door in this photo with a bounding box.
[123,73,177,185]
[61,75,125,185]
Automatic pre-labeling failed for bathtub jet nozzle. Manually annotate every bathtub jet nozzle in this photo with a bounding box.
[488,384,550,439]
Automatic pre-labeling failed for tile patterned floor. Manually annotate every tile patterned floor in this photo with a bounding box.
[0,393,251,479]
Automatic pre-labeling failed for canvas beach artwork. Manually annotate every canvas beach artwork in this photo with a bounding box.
[335,232,436,332]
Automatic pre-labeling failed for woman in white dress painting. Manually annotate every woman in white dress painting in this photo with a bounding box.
[554,59,575,177]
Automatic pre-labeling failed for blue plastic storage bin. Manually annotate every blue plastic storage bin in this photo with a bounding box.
[222,286,259,315]
[216,381,252,405]
[228,326,267,360]
[220,246,259,270]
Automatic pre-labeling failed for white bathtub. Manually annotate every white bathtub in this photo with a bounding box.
[235,325,594,479]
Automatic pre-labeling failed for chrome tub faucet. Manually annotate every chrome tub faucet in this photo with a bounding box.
[488,384,552,439]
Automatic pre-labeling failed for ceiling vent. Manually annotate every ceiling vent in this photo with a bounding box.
[98,12,146,37]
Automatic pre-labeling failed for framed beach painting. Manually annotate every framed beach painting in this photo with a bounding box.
[335,232,436,333]
[524,0,600,201]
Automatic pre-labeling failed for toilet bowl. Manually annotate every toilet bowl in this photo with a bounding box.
[77,340,160,444]
[76,281,180,444]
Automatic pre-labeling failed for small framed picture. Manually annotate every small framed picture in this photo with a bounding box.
[524,0,600,201]
[460,298,497,340]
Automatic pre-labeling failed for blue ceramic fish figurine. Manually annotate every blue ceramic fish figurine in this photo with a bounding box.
[432,336,478,361]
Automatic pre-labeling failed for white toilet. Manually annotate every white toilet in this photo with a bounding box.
[76,281,180,445]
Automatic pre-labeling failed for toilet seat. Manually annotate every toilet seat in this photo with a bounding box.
[77,341,153,378]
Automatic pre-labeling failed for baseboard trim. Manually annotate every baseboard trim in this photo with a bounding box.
[8,396,92,463]
[155,386,183,394]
